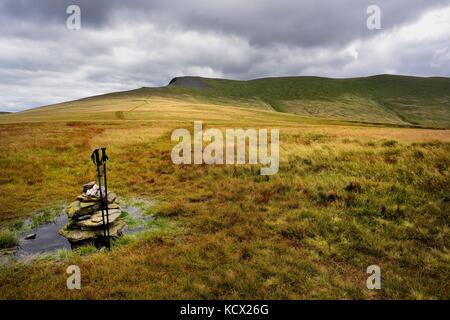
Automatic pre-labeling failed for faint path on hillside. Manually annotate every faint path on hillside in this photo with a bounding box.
[115,96,151,119]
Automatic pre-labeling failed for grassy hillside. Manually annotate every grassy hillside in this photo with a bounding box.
[167,75,450,128]
[0,115,449,299]
[1,74,449,128]
[0,74,449,299]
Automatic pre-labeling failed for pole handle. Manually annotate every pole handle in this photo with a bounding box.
[101,147,109,163]
[91,149,101,166]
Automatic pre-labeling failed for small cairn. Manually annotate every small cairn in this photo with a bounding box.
[59,181,127,244]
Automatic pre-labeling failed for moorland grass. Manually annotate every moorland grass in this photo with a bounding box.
[0,112,449,299]
[0,229,18,249]
[2,74,450,128]
[0,90,449,299]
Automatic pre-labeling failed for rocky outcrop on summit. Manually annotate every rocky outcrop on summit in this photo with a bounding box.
[168,76,208,89]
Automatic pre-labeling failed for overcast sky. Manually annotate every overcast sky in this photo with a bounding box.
[1,0,450,111]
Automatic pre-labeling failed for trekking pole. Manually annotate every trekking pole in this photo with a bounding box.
[91,149,107,242]
[101,147,111,249]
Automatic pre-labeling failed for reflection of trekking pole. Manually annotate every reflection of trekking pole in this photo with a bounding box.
[101,147,110,250]
[91,149,107,242]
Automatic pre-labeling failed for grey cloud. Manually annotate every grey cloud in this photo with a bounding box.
[1,0,448,46]
[0,0,450,111]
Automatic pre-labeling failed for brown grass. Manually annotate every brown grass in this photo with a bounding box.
[0,98,449,299]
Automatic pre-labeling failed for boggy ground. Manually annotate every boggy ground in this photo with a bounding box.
[0,103,449,299]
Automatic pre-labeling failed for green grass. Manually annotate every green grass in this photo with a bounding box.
[0,230,18,249]
[30,210,60,228]
[183,75,450,127]
[0,121,448,299]
[2,74,450,128]
[159,75,450,127]
[0,82,449,299]
[74,245,99,256]
[90,74,450,127]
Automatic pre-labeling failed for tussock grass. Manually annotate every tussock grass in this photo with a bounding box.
[0,229,18,249]
[0,102,449,299]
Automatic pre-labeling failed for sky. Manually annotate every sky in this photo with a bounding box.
[1,0,450,112]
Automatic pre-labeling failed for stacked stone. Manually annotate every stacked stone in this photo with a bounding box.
[59,181,127,244]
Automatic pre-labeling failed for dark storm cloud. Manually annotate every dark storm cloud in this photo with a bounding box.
[0,0,450,111]
[1,0,448,46]
[170,0,449,47]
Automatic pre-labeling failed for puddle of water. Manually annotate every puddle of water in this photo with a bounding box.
[121,203,156,234]
[9,199,156,260]
[15,214,71,259]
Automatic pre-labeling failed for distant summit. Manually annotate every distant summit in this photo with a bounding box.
[4,74,450,128]
[168,76,208,89]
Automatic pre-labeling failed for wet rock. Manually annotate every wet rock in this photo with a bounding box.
[86,184,99,196]
[78,188,116,203]
[80,201,96,209]
[60,181,127,244]
[107,192,117,203]
[60,220,127,243]
[67,201,80,217]
[67,200,99,218]
[82,181,96,192]
[75,215,91,221]
[95,186,106,195]
[77,194,99,202]
[108,203,121,210]
[25,233,36,240]
[91,209,121,223]
[59,226,96,243]
[76,209,122,230]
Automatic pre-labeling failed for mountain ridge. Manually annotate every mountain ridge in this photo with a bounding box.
[4,74,450,128]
